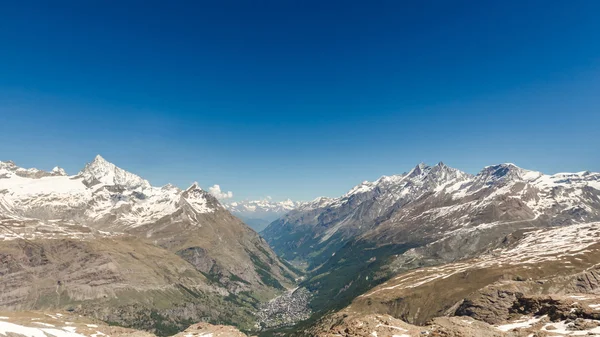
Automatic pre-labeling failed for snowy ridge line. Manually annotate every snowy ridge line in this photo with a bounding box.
[268,161,600,258]
[294,162,600,217]
[0,155,222,237]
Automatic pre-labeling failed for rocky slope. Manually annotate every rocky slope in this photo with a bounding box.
[0,310,248,337]
[225,198,304,232]
[262,162,600,322]
[308,312,600,336]
[306,222,600,336]
[0,156,298,334]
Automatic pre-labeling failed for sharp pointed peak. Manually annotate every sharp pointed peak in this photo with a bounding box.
[91,154,112,165]
[407,162,430,177]
[51,166,67,176]
[79,154,150,190]
[429,161,448,171]
[186,181,202,191]
[82,156,110,172]
[83,154,115,170]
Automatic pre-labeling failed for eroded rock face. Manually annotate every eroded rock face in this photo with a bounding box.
[307,293,600,337]
[453,268,600,325]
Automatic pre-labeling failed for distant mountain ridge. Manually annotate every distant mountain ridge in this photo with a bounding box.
[224,198,305,232]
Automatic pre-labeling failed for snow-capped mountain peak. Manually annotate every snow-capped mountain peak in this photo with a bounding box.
[51,166,67,176]
[407,162,429,178]
[263,161,600,276]
[78,154,151,190]
[0,156,226,232]
[472,163,542,189]
[186,181,201,191]
[181,182,218,214]
[224,197,306,230]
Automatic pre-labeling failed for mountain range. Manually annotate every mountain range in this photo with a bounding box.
[0,155,299,335]
[3,156,600,337]
[262,161,600,328]
[225,198,305,232]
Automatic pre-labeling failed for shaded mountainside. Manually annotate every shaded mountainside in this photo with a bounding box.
[262,162,600,325]
[0,155,298,335]
[305,222,600,337]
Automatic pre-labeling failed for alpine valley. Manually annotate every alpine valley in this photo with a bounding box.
[3,157,600,337]
[261,162,600,336]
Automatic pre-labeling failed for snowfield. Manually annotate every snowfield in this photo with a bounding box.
[363,221,600,297]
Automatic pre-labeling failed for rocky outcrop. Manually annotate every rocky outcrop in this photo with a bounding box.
[305,313,510,337]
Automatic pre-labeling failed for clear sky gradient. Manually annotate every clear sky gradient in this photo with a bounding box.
[1,1,599,201]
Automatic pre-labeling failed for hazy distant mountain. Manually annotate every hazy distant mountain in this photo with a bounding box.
[224,198,305,232]
[0,155,298,334]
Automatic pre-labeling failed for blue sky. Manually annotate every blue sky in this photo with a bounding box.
[1,1,599,201]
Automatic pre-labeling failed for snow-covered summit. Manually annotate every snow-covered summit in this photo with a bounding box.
[51,166,67,176]
[78,155,151,190]
[470,163,541,189]
[298,162,472,213]
[0,155,222,236]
